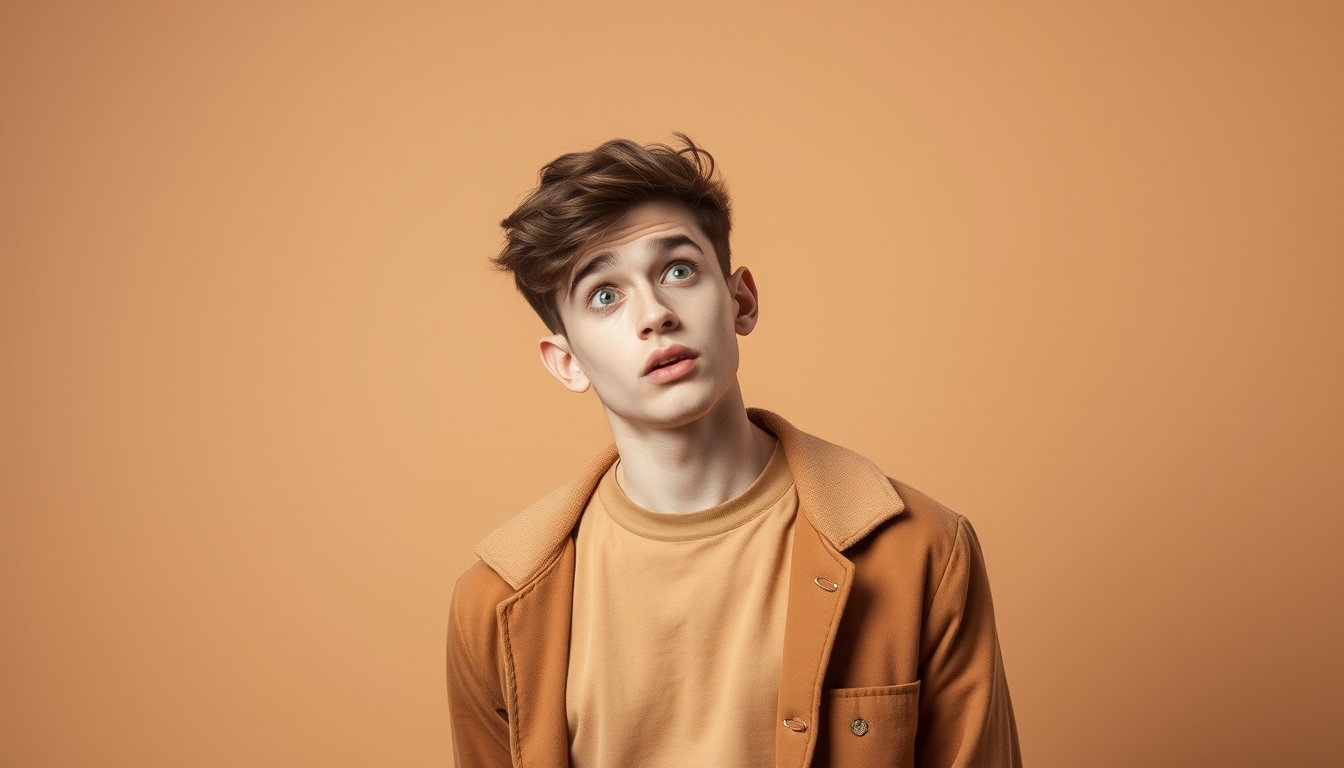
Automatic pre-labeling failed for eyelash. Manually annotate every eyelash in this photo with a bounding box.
[584,260,700,310]
[584,285,617,310]
[666,261,699,280]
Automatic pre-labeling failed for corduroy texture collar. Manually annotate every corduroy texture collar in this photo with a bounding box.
[474,408,905,590]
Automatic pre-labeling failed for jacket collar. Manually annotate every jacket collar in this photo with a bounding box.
[475,407,905,590]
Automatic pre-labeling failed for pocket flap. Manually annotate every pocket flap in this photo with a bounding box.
[815,681,921,767]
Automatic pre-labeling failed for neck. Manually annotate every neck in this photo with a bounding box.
[604,383,777,513]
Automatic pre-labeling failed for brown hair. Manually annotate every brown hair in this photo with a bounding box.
[493,133,733,334]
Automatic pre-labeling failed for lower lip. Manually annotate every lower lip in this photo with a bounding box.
[645,358,697,384]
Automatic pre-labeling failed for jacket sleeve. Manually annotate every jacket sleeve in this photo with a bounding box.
[447,566,513,768]
[915,515,1022,768]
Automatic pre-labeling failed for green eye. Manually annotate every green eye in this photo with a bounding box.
[594,289,617,306]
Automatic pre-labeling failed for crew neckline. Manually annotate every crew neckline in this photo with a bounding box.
[597,441,794,542]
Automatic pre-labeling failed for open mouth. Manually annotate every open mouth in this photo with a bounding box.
[643,345,699,377]
[651,355,688,370]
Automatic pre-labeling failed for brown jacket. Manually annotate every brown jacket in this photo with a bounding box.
[447,409,1021,767]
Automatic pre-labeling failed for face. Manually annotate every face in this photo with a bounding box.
[538,200,760,429]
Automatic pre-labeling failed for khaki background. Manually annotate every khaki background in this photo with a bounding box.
[2,1,1341,766]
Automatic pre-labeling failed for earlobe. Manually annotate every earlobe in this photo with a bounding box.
[731,266,760,335]
[538,335,591,394]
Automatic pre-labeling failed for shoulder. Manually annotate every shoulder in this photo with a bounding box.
[453,558,515,610]
[447,559,513,699]
[446,560,512,716]
[844,478,972,596]
[888,477,965,547]
[450,560,514,648]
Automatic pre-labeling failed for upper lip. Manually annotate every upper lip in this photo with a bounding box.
[643,344,699,376]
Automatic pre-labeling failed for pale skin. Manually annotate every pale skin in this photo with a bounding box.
[538,200,777,513]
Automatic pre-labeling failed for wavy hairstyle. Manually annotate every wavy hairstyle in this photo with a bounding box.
[493,133,733,334]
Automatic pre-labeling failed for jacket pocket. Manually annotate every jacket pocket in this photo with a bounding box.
[812,680,920,768]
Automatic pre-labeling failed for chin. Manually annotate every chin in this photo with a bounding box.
[613,382,725,429]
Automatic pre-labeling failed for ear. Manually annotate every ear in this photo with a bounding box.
[538,334,591,393]
[728,266,760,335]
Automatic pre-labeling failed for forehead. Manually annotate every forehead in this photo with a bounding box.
[569,201,710,277]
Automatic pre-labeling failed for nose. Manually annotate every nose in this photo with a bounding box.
[637,287,679,339]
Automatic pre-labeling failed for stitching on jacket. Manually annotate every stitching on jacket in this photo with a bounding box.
[497,601,522,764]
[451,584,504,712]
[494,543,569,766]
[924,514,967,627]
[496,574,541,764]
[826,681,921,699]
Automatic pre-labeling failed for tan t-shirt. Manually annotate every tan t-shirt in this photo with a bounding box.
[565,443,798,768]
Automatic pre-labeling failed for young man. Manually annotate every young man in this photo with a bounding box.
[448,136,1021,768]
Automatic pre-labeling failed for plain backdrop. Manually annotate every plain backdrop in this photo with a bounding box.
[2,2,1341,766]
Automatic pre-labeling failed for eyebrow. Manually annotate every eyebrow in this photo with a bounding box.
[566,235,705,299]
[648,234,705,257]
[567,252,618,299]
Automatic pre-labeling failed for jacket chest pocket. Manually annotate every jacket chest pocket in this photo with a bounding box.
[812,680,920,768]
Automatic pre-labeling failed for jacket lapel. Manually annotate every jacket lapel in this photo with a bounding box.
[774,512,854,768]
[476,445,618,590]
[752,409,905,768]
[496,538,576,768]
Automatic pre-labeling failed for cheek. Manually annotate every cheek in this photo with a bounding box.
[694,301,742,366]
[572,329,634,386]
[685,285,735,325]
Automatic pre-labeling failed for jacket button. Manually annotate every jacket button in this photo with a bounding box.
[850,718,869,737]
[782,718,808,732]
[813,576,839,592]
